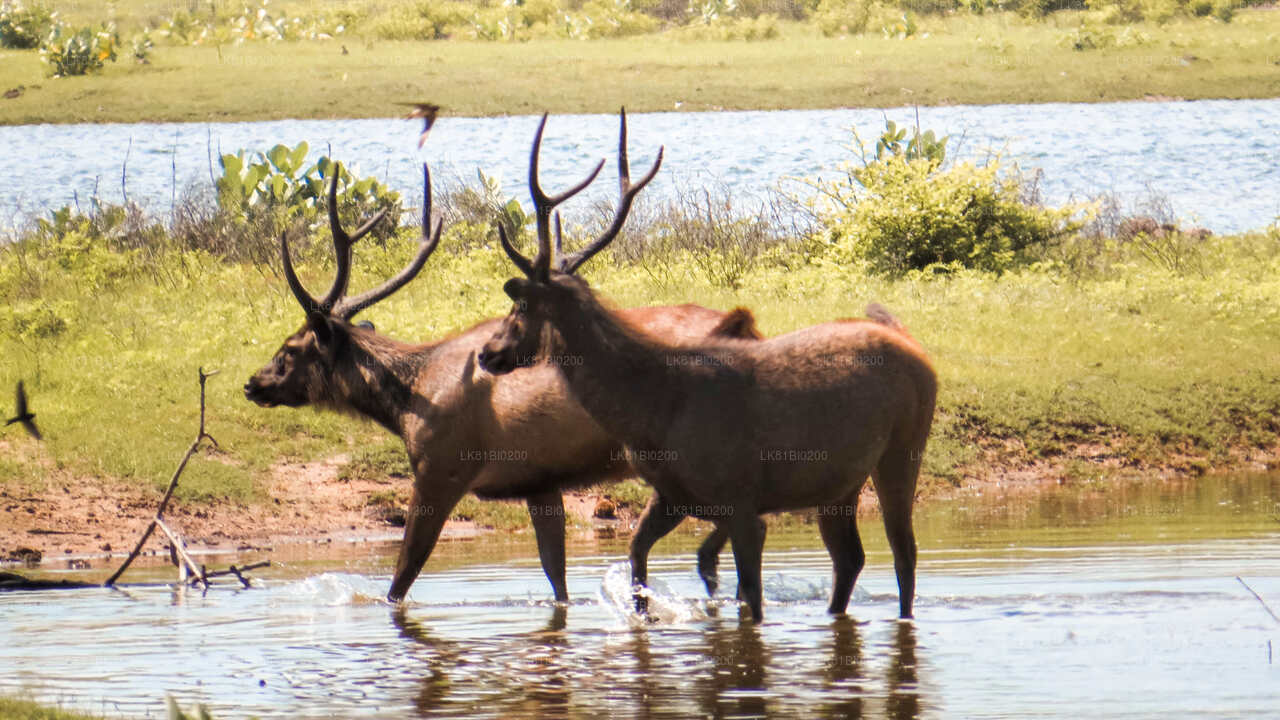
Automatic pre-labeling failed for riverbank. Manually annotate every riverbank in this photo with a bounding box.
[3,216,1278,565]
[2,9,1280,124]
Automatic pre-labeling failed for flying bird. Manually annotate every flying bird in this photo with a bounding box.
[399,102,441,148]
[5,380,41,441]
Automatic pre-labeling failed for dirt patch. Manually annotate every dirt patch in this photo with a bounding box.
[0,455,486,567]
[2,434,1276,569]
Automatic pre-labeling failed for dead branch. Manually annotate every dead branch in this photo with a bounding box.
[104,368,225,588]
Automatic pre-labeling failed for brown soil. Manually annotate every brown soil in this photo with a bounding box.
[2,435,1276,570]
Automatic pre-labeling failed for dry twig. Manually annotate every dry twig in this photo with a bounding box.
[104,368,223,588]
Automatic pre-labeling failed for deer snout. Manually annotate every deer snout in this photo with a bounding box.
[243,377,277,407]
[478,346,514,375]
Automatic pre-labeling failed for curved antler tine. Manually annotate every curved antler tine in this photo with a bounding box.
[421,162,432,231]
[560,109,663,275]
[498,223,536,278]
[553,211,564,257]
[280,231,321,314]
[617,107,663,195]
[334,163,439,320]
[526,113,605,281]
[529,114,551,208]
[547,158,605,208]
[346,207,389,243]
[319,161,390,310]
[320,163,354,311]
[527,114,603,208]
[334,229,439,320]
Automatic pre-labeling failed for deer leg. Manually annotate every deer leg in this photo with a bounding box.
[527,489,569,602]
[726,518,768,601]
[388,483,466,603]
[727,511,766,623]
[696,524,728,597]
[630,494,687,615]
[874,450,921,619]
[817,492,865,615]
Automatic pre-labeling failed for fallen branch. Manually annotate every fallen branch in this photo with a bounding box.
[201,561,271,589]
[104,368,251,589]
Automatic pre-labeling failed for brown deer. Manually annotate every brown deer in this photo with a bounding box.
[244,161,761,604]
[478,111,938,621]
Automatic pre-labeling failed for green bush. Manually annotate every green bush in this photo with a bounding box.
[814,0,875,35]
[0,0,56,49]
[808,124,1085,275]
[217,142,403,243]
[39,23,118,77]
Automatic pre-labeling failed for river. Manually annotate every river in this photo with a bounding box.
[2,99,1279,235]
[1,472,1277,718]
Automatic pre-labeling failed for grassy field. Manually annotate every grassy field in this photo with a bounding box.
[2,191,1278,507]
[1,8,1279,124]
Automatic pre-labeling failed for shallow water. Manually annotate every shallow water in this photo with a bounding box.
[2,99,1279,234]
[1,473,1277,718]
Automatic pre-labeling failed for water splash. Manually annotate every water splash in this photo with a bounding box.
[598,562,708,626]
[271,572,387,607]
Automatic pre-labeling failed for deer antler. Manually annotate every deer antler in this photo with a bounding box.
[322,164,390,310]
[559,108,663,275]
[500,114,606,282]
[281,162,442,321]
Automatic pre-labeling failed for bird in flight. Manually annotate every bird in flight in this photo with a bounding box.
[399,102,441,148]
[5,380,41,441]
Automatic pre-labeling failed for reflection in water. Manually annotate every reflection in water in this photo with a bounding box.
[514,606,572,720]
[392,607,456,715]
[886,622,920,720]
[820,617,865,719]
[698,620,769,718]
[384,604,931,719]
[1,473,1276,718]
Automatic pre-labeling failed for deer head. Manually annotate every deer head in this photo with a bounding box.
[478,110,662,375]
[245,163,443,408]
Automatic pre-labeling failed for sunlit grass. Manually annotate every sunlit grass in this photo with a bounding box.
[1,9,1279,124]
[3,217,1278,503]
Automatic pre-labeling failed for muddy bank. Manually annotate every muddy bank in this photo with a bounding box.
[2,432,1277,569]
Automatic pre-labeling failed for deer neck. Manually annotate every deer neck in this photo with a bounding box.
[544,292,680,452]
[330,331,431,435]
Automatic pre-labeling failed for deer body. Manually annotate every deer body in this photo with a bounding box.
[244,164,758,602]
[477,112,937,621]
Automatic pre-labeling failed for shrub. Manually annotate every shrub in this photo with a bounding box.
[814,0,875,35]
[808,124,1085,275]
[216,142,403,241]
[39,23,118,77]
[374,1,477,40]
[0,0,56,49]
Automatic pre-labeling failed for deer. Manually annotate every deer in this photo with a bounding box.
[243,159,763,604]
[477,111,938,622]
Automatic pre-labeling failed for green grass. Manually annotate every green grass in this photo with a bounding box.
[3,204,1278,505]
[2,9,1279,124]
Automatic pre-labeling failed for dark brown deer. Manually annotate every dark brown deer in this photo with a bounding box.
[478,111,938,621]
[244,161,761,603]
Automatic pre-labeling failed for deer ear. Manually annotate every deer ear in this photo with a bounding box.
[503,278,529,302]
[307,311,335,345]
